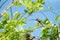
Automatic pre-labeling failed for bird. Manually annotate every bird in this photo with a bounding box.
[36,18,42,23]
[36,18,44,27]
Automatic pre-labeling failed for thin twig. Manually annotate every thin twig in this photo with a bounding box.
[0,0,17,18]
[10,7,13,20]
[0,0,8,8]
[44,5,60,16]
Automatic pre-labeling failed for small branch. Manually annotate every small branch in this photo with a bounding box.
[10,7,13,20]
[0,0,8,8]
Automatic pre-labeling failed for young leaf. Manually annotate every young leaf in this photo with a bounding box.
[14,12,20,20]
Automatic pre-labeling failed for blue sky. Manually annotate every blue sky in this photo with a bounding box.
[0,0,13,12]
[0,0,60,37]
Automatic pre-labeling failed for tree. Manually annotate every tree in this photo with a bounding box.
[0,0,60,40]
[0,0,45,40]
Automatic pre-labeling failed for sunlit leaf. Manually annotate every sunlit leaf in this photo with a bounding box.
[14,12,20,20]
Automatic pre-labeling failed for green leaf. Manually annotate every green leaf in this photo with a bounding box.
[0,22,3,29]
[56,15,60,21]
[13,0,21,7]
[36,22,40,26]
[14,12,20,20]
[7,20,17,26]
[2,12,10,21]
[20,18,27,21]
[25,29,33,34]
[24,9,28,13]
[17,18,27,26]
[43,18,49,24]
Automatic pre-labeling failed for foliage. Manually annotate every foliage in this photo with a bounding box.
[0,0,60,40]
[13,0,45,15]
[0,12,27,40]
[41,20,59,40]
